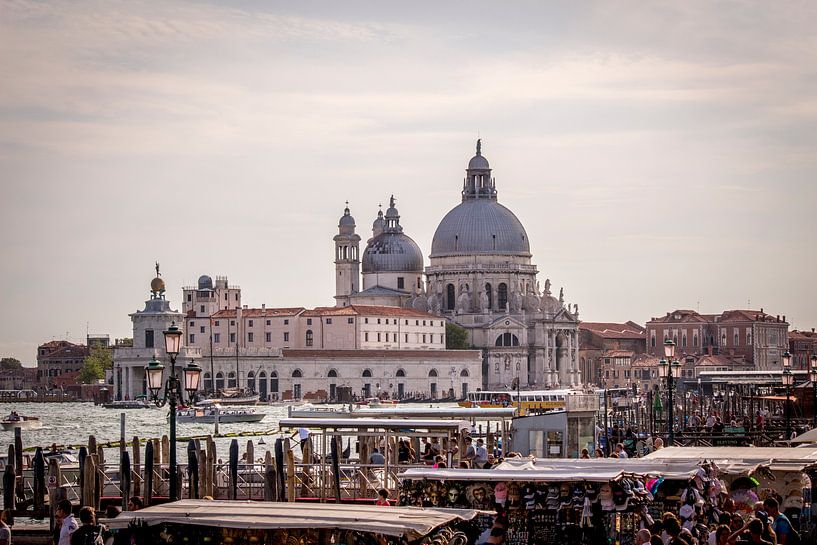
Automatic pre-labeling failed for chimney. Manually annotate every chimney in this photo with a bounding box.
[812,328,815,333]
[760,307,763,313]
[243,304,248,310]
[262,303,266,310]
[776,315,780,322]
[783,315,786,323]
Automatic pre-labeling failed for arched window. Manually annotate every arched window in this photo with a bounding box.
[247,371,255,392]
[270,371,278,393]
[292,369,302,378]
[446,284,455,311]
[215,372,224,392]
[362,369,372,378]
[498,283,508,310]
[328,369,338,378]
[203,372,212,393]
[396,368,406,377]
[428,369,438,377]
[460,369,469,377]
[305,330,313,347]
[495,333,519,347]
[485,283,493,310]
[227,371,237,388]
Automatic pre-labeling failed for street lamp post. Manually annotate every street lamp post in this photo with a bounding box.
[782,350,793,440]
[658,339,681,446]
[145,322,202,501]
[810,355,817,427]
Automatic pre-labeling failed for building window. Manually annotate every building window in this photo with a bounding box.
[422,334,426,343]
[145,330,154,348]
[200,305,205,313]
[747,330,752,345]
[230,320,235,326]
[328,369,338,378]
[397,277,404,289]
[189,333,195,343]
[365,318,369,324]
[305,330,313,346]
[214,333,220,343]
[498,283,508,310]
[283,332,289,342]
[348,318,354,324]
[266,320,271,326]
[284,319,289,325]
[682,333,687,347]
[248,332,254,342]
[377,333,381,342]
[365,332,369,342]
[446,284,456,311]
[485,283,493,310]
[396,368,405,377]
[326,318,332,324]
[430,334,434,343]
[249,320,253,327]
[214,320,220,326]
[235,294,239,301]
[187,294,192,302]
[190,321,195,327]
[307,318,312,326]
[265,332,271,343]
[200,326,205,334]
[734,332,739,346]
[230,333,236,343]
[693,334,698,347]
[495,333,520,347]
[405,334,409,343]
[423,320,426,326]
[377,318,381,324]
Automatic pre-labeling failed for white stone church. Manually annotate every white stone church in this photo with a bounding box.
[112,142,581,402]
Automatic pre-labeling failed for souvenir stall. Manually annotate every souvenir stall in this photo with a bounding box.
[399,466,672,545]
[644,446,817,534]
[106,500,480,545]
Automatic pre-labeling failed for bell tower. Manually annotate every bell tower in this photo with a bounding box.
[334,203,361,306]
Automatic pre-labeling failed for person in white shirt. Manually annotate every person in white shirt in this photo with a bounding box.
[474,439,489,467]
[636,528,651,545]
[56,499,78,545]
[614,443,628,458]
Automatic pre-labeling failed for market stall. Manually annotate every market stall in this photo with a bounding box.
[107,500,480,545]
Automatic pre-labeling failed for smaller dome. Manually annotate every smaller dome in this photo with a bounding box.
[468,154,490,170]
[151,276,166,292]
[339,203,356,227]
[198,275,213,290]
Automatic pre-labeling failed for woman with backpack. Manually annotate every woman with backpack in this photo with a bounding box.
[70,506,108,545]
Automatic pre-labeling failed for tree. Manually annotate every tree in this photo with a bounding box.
[0,357,22,370]
[445,322,470,349]
[77,346,112,384]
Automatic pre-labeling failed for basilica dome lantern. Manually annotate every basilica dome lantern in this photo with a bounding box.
[361,196,424,293]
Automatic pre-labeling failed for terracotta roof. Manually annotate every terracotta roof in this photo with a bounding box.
[694,354,736,367]
[717,309,775,323]
[303,305,438,319]
[282,349,482,360]
[39,345,88,360]
[647,310,708,324]
[579,321,645,339]
[211,308,305,318]
[630,354,662,367]
[38,340,79,349]
[790,329,817,340]
[602,350,635,358]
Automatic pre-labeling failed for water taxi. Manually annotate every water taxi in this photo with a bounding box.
[458,389,573,412]
[176,403,265,424]
[1,411,43,430]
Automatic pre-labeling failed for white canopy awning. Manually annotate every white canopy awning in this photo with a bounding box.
[106,500,477,539]
[400,467,625,482]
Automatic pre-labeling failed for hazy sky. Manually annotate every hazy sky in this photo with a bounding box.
[2,1,816,363]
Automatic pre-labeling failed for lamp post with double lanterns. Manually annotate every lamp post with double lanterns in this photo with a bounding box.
[145,322,202,501]
[657,339,681,446]
[811,355,817,427]
[781,350,793,440]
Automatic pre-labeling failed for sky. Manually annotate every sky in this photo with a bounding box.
[1,1,816,364]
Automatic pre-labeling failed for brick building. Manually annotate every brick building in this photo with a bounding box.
[646,309,789,370]
[36,340,89,387]
[789,329,817,370]
[578,321,646,387]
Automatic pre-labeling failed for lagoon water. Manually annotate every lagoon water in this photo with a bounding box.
[2,401,299,465]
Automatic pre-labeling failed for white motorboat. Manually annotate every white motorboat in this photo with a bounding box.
[1,412,43,431]
[176,404,265,424]
[197,389,259,406]
[102,396,154,409]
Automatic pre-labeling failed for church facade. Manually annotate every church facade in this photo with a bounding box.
[336,142,583,389]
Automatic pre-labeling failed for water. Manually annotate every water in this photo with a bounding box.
[1,402,295,465]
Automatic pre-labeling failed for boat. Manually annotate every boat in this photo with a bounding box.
[458,388,575,412]
[197,388,259,406]
[102,395,154,409]
[1,412,43,430]
[176,403,265,424]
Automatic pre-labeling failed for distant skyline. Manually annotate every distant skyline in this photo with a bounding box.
[2,1,816,363]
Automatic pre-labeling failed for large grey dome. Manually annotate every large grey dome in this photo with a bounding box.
[430,199,530,257]
[362,232,424,273]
